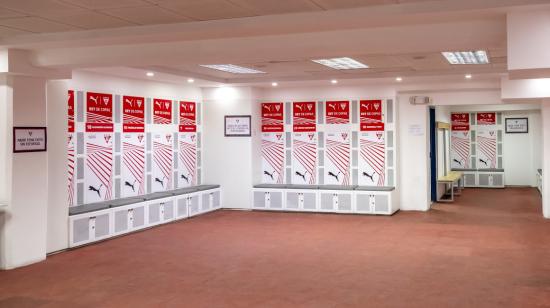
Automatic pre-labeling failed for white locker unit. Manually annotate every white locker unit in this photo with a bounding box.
[145,193,176,227]
[199,187,223,214]
[318,186,354,213]
[476,170,505,188]
[112,198,148,236]
[69,207,112,247]
[286,188,318,212]
[354,187,396,215]
[253,189,285,211]
[188,193,201,217]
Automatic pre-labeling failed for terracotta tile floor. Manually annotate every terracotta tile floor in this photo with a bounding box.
[1,188,549,307]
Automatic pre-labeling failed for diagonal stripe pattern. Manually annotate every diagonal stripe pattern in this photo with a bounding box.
[326,138,350,185]
[261,138,284,184]
[86,142,113,200]
[179,139,197,186]
[360,138,385,186]
[293,138,316,184]
[123,141,145,195]
[154,141,173,189]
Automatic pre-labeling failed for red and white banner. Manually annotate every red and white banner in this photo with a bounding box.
[153,99,172,124]
[261,132,285,184]
[359,131,385,186]
[324,132,350,185]
[152,133,173,192]
[292,132,317,184]
[477,130,497,169]
[360,100,384,131]
[293,102,316,132]
[451,131,470,169]
[477,112,496,125]
[85,133,113,203]
[68,90,75,133]
[261,102,284,132]
[122,133,145,197]
[123,95,145,133]
[86,92,113,132]
[179,101,197,132]
[451,113,470,131]
[178,133,197,187]
[68,133,75,206]
[325,101,350,125]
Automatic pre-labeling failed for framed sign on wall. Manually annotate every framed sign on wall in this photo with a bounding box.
[13,127,47,153]
[225,115,251,137]
[505,118,528,134]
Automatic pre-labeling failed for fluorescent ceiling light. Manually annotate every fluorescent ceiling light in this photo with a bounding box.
[271,82,278,87]
[312,57,368,70]
[465,74,472,79]
[187,78,195,83]
[200,64,265,74]
[331,79,338,84]
[442,51,489,65]
[395,77,402,82]
[146,72,154,77]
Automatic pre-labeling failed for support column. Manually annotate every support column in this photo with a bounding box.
[541,101,550,218]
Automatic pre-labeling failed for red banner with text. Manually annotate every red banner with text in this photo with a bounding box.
[262,102,284,132]
[325,101,350,124]
[86,92,113,132]
[68,90,75,133]
[360,100,384,131]
[293,101,316,132]
[477,112,496,125]
[179,101,197,132]
[451,113,470,131]
[153,98,172,124]
[123,95,145,132]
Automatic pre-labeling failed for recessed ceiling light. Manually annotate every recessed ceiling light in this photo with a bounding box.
[187,78,195,83]
[146,72,154,77]
[396,77,403,82]
[312,57,369,70]
[271,82,278,87]
[442,50,489,65]
[465,74,472,79]
[331,79,338,84]
[200,64,265,74]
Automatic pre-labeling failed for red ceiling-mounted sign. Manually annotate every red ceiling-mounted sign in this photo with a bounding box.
[153,98,172,124]
[451,113,470,131]
[123,95,145,133]
[359,100,384,131]
[325,100,350,125]
[68,90,75,133]
[86,92,113,132]
[179,101,197,132]
[261,102,284,132]
[477,112,496,125]
[293,101,316,132]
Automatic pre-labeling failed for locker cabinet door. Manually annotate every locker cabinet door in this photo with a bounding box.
[132,206,146,229]
[114,209,129,234]
[337,194,352,212]
[254,191,267,208]
[213,191,221,209]
[148,203,161,225]
[94,214,110,239]
[201,193,211,212]
[374,194,389,214]
[303,192,317,211]
[72,217,91,245]
[177,197,188,218]
[320,193,334,211]
[355,194,371,213]
[189,195,200,216]
[163,201,174,221]
[269,191,283,209]
[286,192,300,210]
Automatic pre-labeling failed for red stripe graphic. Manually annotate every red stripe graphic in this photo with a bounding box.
[360,138,385,186]
[326,116,349,125]
[262,139,284,184]
[153,141,173,189]
[68,141,75,206]
[326,138,350,185]
[153,114,172,124]
[87,113,112,123]
[293,138,316,184]
[123,113,144,124]
[179,140,197,186]
[477,135,496,168]
[86,142,113,200]
[123,142,145,195]
[451,134,470,168]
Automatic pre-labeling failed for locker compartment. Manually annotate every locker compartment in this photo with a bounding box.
[189,194,200,217]
[176,197,189,219]
[269,191,283,209]
[163,201,175,221]
[303,192,317,211]
[72,217,91,245]
[337,194,352,212]
[253,191,267,209]
[285,191,300,210]
[319,193,334,211]
[132,205,146,229]
[148,203,162,225]
[355,194,372,213]
[114,209,129,234]
[373,194,390,214]
[212,190,221,209]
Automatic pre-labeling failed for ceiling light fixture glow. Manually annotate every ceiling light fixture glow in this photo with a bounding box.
[312,57,369,70]
[465,74,472,79]
[200,64,265,74]
[146,72,154,77]
[396,77,403,82]
[331,79,338,84]
[271,82,278,87]
[442,50,489,65]
[187,78,195,83]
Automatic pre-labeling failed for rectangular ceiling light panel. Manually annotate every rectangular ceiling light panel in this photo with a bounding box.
[442,51,489,65]
[200,64,265,74]
[312,57,369,70]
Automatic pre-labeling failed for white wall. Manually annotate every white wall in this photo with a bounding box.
[502,110,542,187]
[542,101,550,218]
[44,71,203,254]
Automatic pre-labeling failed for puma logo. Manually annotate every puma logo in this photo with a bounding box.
[453,159,462,166]
[181,174,189,183]
[295,171,307,182]
[295,104,303,111]
[263,105,271,112]
[155,177,166,187]
[88,184,103,197]
[362,172,374,182]
[90,96,98,104]
[479,158,488,166]
[264,170,276,180]
[328,171,340,181]
[125,180,136,192]
[328,103,336,110]
[125,98,134,107]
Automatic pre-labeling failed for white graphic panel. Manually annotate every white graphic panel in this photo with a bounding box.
[68,133,75,206]
[451,131,470,169]
[122,133,145,197]
[358,131,385,186]
[477,129,497,169]
[178,133,197,188]
[261,133,285,184]
[324,132,350,185]
[84,133,113,203]
[292,132,317,184]
[152,133,173,192]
